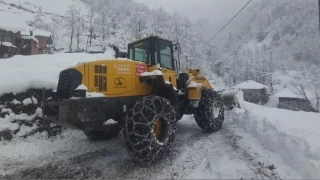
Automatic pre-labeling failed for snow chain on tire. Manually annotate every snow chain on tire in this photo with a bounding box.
[194,89,224,133]
[84,123,121,141]
[123,96,176,164]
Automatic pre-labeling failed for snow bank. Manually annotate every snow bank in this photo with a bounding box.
[233,80,268,90]
[230,92,320,178]
[0,50,115,96]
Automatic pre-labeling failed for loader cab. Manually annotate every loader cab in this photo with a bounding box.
[128,36,175,70]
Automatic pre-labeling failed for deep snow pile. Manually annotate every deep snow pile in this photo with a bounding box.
[229,91,320,178]
[0,51,117,141]
[0,50,115,96]
[0,89,62,141]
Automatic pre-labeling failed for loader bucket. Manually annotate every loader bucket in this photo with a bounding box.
[219,89,240,110]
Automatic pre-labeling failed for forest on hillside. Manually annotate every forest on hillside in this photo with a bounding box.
[26,0,319,111]
[27,0,219,78]
[217,0,320,111]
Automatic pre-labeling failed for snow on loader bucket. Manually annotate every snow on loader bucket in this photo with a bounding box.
[219,89,240,110]
[40,36,226,164]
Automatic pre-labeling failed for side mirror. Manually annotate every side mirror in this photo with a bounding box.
[112,45,120,58]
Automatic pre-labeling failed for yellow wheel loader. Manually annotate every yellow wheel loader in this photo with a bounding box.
[42,36,225,164]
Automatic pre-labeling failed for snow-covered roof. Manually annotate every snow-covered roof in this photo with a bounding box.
[0,24,29,33]
[233,80,268,90]
[21,30,52,38]
[20,36,39,43]
[274,89,304,99]
[0,42,17,48]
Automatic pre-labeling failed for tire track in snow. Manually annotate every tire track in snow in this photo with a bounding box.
[222,123,281,180]
[3,115,281,179]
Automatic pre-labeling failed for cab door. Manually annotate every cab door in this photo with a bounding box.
[155,38,177,88]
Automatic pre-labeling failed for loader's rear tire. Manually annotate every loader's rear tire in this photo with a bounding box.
[84,123,121,141]
[194,89,224,133]
[123,96,176,164]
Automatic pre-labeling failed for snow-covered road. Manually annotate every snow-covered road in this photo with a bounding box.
[1,111,285,179]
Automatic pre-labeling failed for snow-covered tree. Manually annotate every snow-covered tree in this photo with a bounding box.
[65,4,78,51]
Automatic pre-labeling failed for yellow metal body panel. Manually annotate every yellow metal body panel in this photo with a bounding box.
[186,68,212,100]
[68,61,210,101]
[69,59,152,97]
[147,65,177,87]
[188,88,201,100]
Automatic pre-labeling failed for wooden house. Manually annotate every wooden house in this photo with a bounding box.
[0,28,53,58]
[233,80,269,104]
[275,89,312,112]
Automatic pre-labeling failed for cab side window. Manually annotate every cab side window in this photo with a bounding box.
[157,39,174,69]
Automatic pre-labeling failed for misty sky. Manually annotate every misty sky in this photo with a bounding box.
[133,0,247,20]
[133,0,251,41]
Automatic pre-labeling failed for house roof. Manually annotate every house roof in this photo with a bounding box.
[20,36,39,43]
[21,30,52,38]
[274,89,304,99]
[0,25,51,38]
[233,80,268,90]
[0,22,29,33]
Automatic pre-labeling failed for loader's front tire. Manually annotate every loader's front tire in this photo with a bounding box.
[84,123,121,141]
[194,89,224,133]
[123,96,176,164]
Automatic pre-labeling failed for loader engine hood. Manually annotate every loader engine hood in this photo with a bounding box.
[55,59,147,99]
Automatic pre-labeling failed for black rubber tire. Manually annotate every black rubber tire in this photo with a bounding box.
[123,96,176,164]
[83,123,121,141]
[194,89,224,133]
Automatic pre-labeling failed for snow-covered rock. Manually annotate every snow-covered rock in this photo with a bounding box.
[22,96,38,105]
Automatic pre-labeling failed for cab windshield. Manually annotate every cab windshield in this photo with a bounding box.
[128,40,150,65]
[128,37,174,70]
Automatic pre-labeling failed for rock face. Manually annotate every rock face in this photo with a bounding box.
[0,88,63,141]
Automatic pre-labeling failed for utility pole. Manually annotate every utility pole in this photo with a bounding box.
[138,21,141,39]
[187,55,190,68]
[319,0,320,34]
[269,51,274,94]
